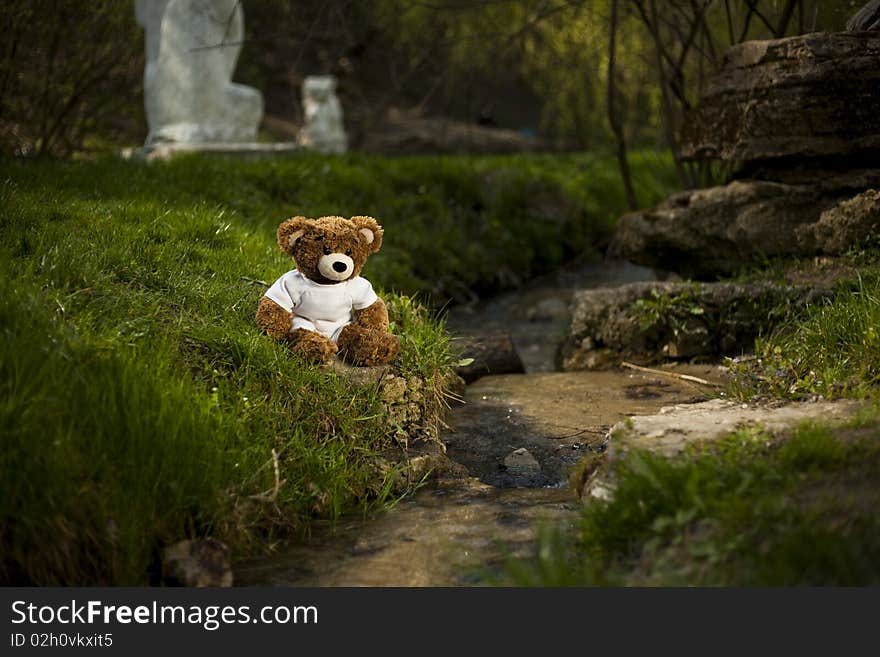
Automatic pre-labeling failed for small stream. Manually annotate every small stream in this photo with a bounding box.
[236,260,714,586]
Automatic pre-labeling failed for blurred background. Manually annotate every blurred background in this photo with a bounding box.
[0,0,860,160]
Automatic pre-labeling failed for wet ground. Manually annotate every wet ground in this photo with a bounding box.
[235,261,725,586]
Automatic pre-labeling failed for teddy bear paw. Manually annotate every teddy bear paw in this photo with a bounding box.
[338,328,400,366]
[287,329,339,364]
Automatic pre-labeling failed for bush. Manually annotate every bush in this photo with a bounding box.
[0,0,143,157]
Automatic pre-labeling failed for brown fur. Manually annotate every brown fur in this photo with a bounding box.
[256,215,398,366]
[353,297,390,330]
[338,297,399,365]
[288,328,339,364]
[277,215,383,285]
[255,296,292,339]
[338,323,399,366]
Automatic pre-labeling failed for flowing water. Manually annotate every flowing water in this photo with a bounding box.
[235,260,722,586]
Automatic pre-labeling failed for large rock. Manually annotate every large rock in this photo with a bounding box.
[451,332,525,383]
[806,189,880,254]
[681,32,880,164]
[560,281,831,371]
[611,171,880,278]
[607,399,862,458]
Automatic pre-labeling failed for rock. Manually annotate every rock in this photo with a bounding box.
[380,375,408,403]
[608,398,862,459]
[136,0,263,147]
[680,32,880,164]
[503,448,541,477]
[807,189,880,254]
[453,332,525,383]
[581,398,863,500]
[361,110,548,155]
[126,141,299,161]
[526,297,568,321]
[327,361,446,443]
[560,281,831,370]
[368,440,466,495]
[610,171,880,278]
[297,76,348,154]
[162,538,233,587]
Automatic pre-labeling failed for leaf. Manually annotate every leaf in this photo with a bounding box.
[455,357,475,367]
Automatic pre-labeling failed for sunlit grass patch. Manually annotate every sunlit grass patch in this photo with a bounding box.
[728,271,880,400]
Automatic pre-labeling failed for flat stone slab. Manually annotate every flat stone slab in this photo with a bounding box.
[583,398,864,501]
[609,398,863,459]
[122,141,301,161]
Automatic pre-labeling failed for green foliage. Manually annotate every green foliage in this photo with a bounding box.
[503,421,880,586]
[0,150,674,584]
[0,0,143,157]
[728,272,880,400]
[630,284,705,332]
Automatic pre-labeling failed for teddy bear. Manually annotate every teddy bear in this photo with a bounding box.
[256,215,400,366]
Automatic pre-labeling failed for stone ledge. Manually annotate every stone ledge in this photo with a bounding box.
[584,398,864,501]
[121,141,301,162]
[560,281,831,371]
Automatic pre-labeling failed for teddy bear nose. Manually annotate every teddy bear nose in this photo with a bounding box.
[332,261,348,273]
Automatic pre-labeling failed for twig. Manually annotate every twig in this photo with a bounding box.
[545,426,607,440]
[240,276,269,287]
[621,361,719,387]
[249,448,285,502]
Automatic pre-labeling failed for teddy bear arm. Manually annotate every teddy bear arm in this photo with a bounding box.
[352,298,390,331]
[256,296,293,339]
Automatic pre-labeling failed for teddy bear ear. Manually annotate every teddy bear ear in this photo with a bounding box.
[350,215,383,253]
[277,216,312,254]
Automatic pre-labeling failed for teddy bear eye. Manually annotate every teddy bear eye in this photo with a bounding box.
[323,246,331,255]
[345,248,352,256]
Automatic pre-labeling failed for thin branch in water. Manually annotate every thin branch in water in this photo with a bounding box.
[621,361,720,387]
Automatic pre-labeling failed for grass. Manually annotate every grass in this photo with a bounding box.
[0,149,676,584]
[727,269,880,400]
[503,418,880,586]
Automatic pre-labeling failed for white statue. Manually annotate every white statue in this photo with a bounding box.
[297,76,348,154]
[136,0,263,146]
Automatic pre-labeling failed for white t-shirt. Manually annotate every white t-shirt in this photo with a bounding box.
[263,269,379,342]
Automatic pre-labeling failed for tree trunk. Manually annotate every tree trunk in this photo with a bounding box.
[607,0,639,210]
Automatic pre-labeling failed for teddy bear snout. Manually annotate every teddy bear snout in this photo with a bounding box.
[318,253,355,281]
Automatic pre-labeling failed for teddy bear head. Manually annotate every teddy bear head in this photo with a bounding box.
[276,215,383,284]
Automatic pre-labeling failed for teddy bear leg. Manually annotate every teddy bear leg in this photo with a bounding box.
[337,325,400,366]
[287,328,338,364]
[256,296,293,340]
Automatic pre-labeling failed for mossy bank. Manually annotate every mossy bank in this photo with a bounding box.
[0,150,676,584]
